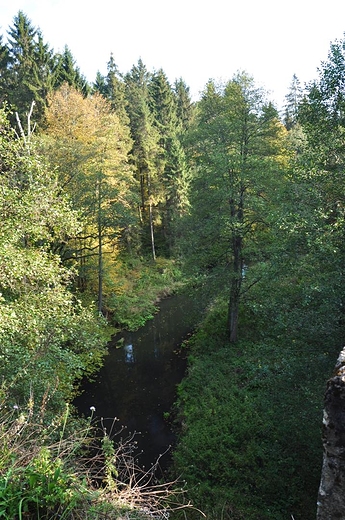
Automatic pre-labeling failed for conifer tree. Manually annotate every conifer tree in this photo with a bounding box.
[93,70,108,97]
[125,59,161,259]
[148,69,190,253]
[5,11,54,125]
[105,54,128,120]
[288,37,345,346]
[0,35,10,104]
[174,77,194,131]
[53,46,90,96]
[283,73,303,130]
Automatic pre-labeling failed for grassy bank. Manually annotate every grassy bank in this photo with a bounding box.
[171,302,334,520]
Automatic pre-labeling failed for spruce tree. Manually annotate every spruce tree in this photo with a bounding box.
[148,69,190,254]
[125,60,161,259]
[283,73,303,130]
[174,77,194,131]
[53,46,89,95]
[0,35,10,105]
[105,54,128,120]
[93,71,108,97]
[6,11,54,125]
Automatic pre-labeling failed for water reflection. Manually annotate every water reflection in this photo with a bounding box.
[124,344,134,363]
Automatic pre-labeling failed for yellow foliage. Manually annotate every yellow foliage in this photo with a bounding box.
[42,83,134,198]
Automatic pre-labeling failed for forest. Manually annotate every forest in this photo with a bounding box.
[0,9,345,519]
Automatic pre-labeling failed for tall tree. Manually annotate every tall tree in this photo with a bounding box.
[174,77,195,131]
[125,59,161,259]
[283,73,303,130]
[5,11,54,125]
[148,69,190,254]
[41,84,136,311]
[0,34,10,104]
[104,54,128,121]
[185,74,288,342]
[284,36,345,347]
[0,106,107,410]
[93,70,108,97]
[53,46,90,96]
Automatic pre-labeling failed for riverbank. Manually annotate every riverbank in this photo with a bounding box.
[100,257,186,331]
[0,391,188,520]
[171,300,333,520]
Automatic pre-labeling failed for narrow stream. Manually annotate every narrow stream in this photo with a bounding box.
[74,293,198,470]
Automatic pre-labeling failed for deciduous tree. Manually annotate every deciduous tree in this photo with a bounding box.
[41,84,136,312]
[0,107,107,410]
[184,73,288,342]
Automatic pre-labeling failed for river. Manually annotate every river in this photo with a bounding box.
[74,293,199,471]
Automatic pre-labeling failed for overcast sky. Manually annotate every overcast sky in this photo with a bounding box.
[2,0,345,108]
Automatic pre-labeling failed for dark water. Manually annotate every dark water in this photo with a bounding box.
[74,294,198,470]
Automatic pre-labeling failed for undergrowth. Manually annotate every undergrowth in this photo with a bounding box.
[171,300,331,520]
[105,257,185,330]
[0,386,194,519]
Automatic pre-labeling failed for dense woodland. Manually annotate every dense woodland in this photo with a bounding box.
[1,10,345,519]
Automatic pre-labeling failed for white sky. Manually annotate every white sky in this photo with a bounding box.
[1,0,345,108]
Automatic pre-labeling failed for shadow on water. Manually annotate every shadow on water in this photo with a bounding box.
[74,293,199,471]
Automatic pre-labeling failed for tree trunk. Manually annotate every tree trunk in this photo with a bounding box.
[97,177,103,315]
[147,173,156,261]
[149,201,156,261]
[316,348,345,519]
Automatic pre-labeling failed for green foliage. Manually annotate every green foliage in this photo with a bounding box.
[172,302,331,520]
[0,398,91,518]
[2,12,345,518]
[107,257,184,330]
[53,46,90,96]
[3,11,56,125]
[0,12,91,127]
[174,78,195,132]
[180,73,289,341]
[283,74,303,130]
[0,107,108,411]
